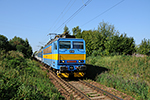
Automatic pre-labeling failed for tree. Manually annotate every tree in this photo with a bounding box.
[0,34,9,51]
[16,45,25,53]
[9,36,24,50]
[72,26,82,37]
[81,30,94,56]
[137,38,150,55]
[9,36,33,58]
[105,33,136,55]
[63,25,70,34]
[80,21,136,56]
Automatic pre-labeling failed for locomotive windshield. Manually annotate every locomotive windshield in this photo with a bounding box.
[73,41,84,49]
[59,41,71,49]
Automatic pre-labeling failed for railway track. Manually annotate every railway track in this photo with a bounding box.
[69,80,123,100]
[40,66,123,99]
[35,58,123,100]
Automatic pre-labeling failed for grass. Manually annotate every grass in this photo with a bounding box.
[0,50,64,100]
[86,55,150,99]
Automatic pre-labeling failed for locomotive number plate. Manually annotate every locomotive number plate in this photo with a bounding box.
[67,61,77,63]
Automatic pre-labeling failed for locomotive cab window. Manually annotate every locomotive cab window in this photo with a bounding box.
[73,41,84,49]
[59,41,71,49]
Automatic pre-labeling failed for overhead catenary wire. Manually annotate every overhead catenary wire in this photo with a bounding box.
[51,0,76,32]
[54,0,92,32]
[81,0,125,27]
[37,0,79,51]
[48,0,72,32]
[40,0,74,50]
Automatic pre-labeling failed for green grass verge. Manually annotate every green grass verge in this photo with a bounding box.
[0,51,64,100]
[86,55,150,99]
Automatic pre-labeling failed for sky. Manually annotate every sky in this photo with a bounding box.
[0,0,150,52]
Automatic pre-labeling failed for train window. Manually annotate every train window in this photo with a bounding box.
[73,41,84,49]
[43,46,52,54]
[54,43,57,50]
[59,41,71,49]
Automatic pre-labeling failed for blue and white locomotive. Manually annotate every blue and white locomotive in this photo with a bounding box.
[36,32,86,78]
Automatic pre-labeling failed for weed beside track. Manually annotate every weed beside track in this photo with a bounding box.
[86,55,150,99]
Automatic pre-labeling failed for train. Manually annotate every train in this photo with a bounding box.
[35,32,86,78]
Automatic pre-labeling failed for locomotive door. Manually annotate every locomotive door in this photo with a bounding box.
[52,41,58,69]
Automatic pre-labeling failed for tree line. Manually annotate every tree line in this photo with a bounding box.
[65,21,150,56]
[1,21,149,58]
[0,35,32,58]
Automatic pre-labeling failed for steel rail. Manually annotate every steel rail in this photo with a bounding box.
[79,79,123,100]
[47,69,91,100]
[35,57,123,100]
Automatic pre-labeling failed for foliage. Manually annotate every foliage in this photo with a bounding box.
[33,51,38,56]
[63,25,70,34]
[105,33,136,55]
[0,34,9,51]
[87,55,150,99]
[137,38,150,55]
[73,21,136,56]
[72,26,82,37]
[81,30,95,56]
[97,73,149,99]
[9,36,33,58]
[0,51,64,100]
[0,35,32,58]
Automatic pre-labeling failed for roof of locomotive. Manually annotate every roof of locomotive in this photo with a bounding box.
[44,32,83,48]
[44,38,58,47]
[44,37,84,47]
[58,38,84,40]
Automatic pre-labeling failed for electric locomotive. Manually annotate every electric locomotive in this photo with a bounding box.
[36,32,86,78]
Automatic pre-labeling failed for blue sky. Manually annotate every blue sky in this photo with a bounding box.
[0,0,150,52]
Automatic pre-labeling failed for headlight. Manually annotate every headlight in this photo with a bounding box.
[60,60,65,63]
[78,60,84,63]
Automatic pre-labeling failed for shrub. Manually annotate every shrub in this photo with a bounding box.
[0,51,64,99]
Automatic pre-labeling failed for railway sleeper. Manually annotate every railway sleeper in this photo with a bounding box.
[90,96,106,100]
[85,91,97,94]
[89,93,101,97]
[73,94,79,98]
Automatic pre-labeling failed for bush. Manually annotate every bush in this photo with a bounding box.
[0,51,64,99]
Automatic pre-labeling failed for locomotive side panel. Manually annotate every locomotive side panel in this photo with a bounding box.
[43,44,53,66]
[43,41,59,69]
